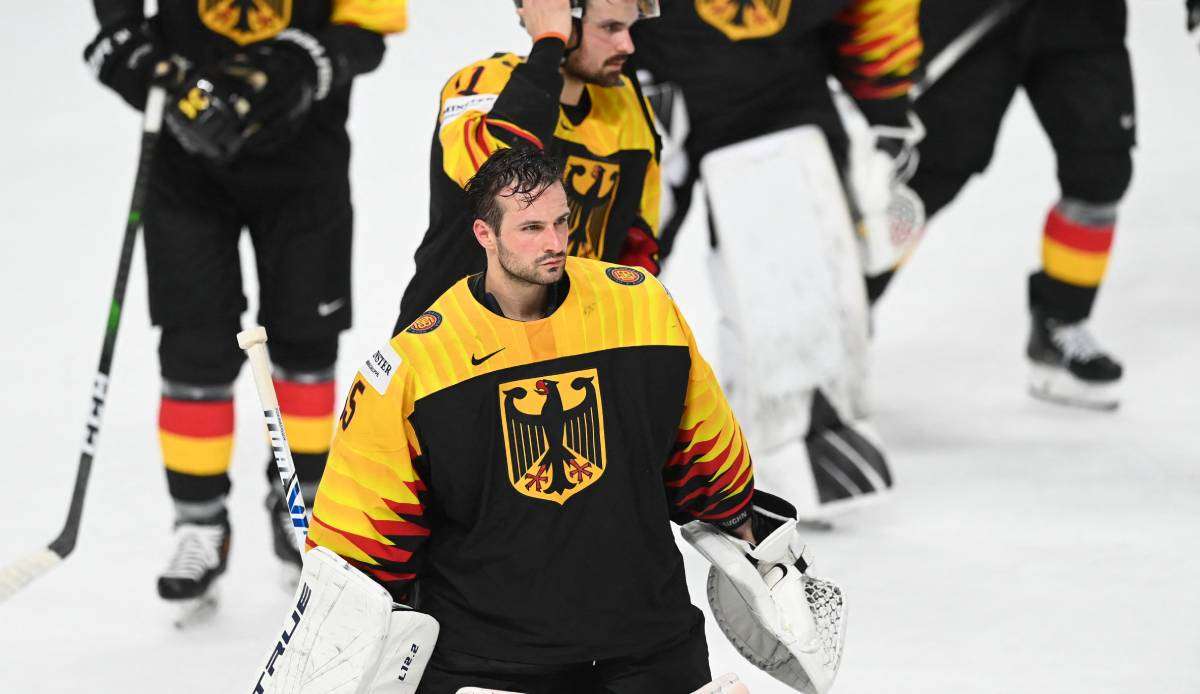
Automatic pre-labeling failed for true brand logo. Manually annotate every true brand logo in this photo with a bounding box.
[253,582,313,693]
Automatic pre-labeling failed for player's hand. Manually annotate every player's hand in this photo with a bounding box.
[517,0,574,43]
[84,20,187,111]
[618,225,661,275]
[165,29,330,162]
[1188,0,1200,43]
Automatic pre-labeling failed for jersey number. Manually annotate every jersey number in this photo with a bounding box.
[339,380,367,431]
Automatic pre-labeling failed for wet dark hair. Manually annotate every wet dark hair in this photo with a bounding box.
[465,146,564,234]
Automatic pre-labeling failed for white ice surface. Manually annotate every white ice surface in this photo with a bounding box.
[2,2,1198,692]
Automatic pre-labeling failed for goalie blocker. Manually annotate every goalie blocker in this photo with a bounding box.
[249,547,439,693]
[683,492,847,694]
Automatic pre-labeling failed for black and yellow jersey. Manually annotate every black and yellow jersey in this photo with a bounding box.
[396,37,662,330]
[92,0,407,123]
[631,0,922,141]
[312,258,753,663]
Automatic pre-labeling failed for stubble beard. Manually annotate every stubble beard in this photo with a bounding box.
[564,53,627,88]
[496,239,564,287]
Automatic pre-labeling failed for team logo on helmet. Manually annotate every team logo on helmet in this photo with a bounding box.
[406,311,443,335]
[695,0,792,41]
[199,0,292,46]
[499,369,607,505]
[606,266,645,286]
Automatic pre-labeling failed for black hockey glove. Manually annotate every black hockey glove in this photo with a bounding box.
[1189,0,1200,36]
[165,28,333,163]
[83,20,190,111]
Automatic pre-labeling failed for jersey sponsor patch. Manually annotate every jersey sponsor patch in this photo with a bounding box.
[606,266,645,286]
[499,368,607,506]
[406,311,443,335]
[360,343,402,394]
[199,0,292,46]
[440,93,499,132]
[695,0,792,41]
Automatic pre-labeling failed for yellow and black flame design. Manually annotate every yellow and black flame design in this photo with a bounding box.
[499,368,606,505]
[695,0,792,41]
[199,0,292,45]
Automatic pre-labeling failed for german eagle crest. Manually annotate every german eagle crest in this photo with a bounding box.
[499,368,606,505]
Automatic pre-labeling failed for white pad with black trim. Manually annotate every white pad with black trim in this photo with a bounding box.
[701,125,870,445]
[682,493,847,694]
[251,546,439,694]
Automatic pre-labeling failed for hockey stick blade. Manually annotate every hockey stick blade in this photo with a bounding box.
[0,86,166,603]
[0,549,62,602]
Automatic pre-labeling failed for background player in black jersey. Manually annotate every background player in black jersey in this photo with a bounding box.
[628,1,922,522]
[393,0,663,335]
[869,0,1136,410]
[246,146,846,694]
[83,0,406,613]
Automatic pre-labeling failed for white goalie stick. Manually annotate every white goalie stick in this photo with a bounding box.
[237,326,310,553]
[909,0,1031,100]
[0,86,167,602]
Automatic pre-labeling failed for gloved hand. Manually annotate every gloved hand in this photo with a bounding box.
[617,224,661,275]
[83,19,190,111]
[165,28,333,162]
[849,111,927,277]
[1188,0,1200,42]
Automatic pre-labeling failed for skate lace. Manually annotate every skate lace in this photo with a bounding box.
[1050,322,1103,361]
[162,525,224,580]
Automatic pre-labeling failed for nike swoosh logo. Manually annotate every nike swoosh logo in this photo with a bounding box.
[471,347,505,366]
[317,298,346,317]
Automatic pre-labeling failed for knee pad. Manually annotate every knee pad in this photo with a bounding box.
[269,336,339,375]
[159,323,245,385]
[1057,149,1132,204]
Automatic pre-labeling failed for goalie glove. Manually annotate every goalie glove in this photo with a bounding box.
[681,492,847,694]
[250,546,439,694]
[850,111,927,277]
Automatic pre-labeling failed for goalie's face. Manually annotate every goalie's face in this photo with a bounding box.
[478,181,571,287]
[566,0,639,87]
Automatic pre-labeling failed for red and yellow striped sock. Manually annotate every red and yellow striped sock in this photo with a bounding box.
[274,377,336,486]
[1042,205,1115,290]
[160,395,234,502]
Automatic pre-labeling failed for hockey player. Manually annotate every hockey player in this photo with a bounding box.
[82,0,406,608]
[393,0,663,334]
[627,1,923,520]
[865,0,1134,409]
[247,148,846,694]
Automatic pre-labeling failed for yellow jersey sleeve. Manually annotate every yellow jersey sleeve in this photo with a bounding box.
[331,0,407,34]
[662,301,754,523]
[308,345,429,600]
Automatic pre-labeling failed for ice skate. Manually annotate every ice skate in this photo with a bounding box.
[266,485,313,589]
[1027,311,1123,410]
[157,517,229,629]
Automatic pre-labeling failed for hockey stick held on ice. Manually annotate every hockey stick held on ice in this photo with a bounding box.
[237,326,309,552]
[0,86,168,603]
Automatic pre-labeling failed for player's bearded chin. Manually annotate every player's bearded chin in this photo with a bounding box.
[497,240,565,286]
[566,50,630,87]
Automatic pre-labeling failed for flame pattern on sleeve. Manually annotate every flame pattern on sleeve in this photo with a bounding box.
[307,368,430,602]
[832,0,923,101]
[662,307,754,524]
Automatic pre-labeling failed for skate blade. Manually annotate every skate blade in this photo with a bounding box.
[1028,363,1120,411]
[171,588,219,630]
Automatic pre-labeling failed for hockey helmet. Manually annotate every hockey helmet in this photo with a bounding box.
[513,0,660,21]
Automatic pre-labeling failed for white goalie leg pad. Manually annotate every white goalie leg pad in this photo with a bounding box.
[251,546,439,694]
[701,125,871,452]
[681,494,847,694]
